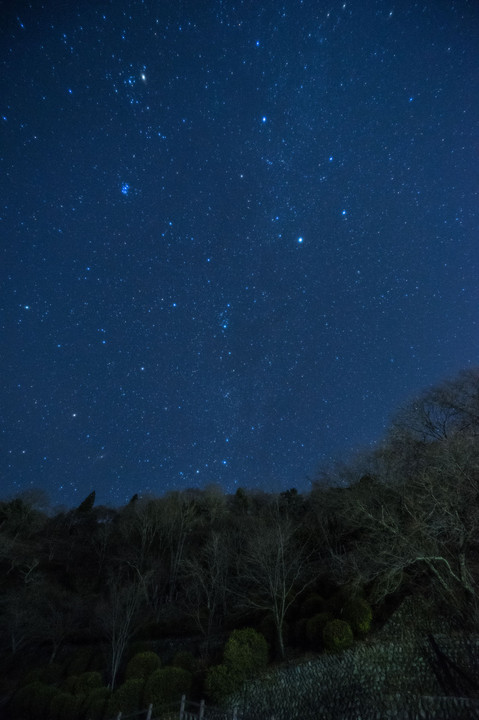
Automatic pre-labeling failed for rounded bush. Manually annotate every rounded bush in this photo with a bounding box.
[205,664,237,705]
[223,628,268,682]
[144,666,192,709]
[49,691,85,720]
[61,692,86,720]
[83,687,111,720]
[172,650,198,674]
[63,675,80,694]
[342,598,372,635]
[11,682,47,720]
[108,678,145,716]
[306,611,334,648]
[35,683,59,719]
[300,593,325,618]
[64,670,103,696]
[128,640,155,657]
[322,619,354,652]
[49,691,73,720]
[125,651,161,680]
[76,671,103,694]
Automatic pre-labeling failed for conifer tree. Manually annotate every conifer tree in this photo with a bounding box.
[77,490,95,513]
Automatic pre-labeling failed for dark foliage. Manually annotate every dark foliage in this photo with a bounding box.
[1,369,479,714]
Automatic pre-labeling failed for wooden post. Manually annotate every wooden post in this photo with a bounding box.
[232,705,238,720]
[198,698,205,720]
[180,694,186,720]
[146,703,153,720]
[116,714,122,720]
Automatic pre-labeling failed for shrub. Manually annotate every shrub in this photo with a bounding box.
[342,598,373,635]
[76,671,103,695]
[223,628,268,682]
[125,651,161,680]
[35,683,59,719]
[205,664,237,705]
[49,691,73,720]
[108,678,145,716]
[322,619,354,652]
[306,611,334,648]
[205,628,269,705]
[144,667,192,709]
[128,640,155,657]
[12,682,36,720]
[49,691,85,720]
[83,687,111,720]
[63,675,80,694]
[172,650,198,674]
[300,593,325,618]
[11,682,57,720]
[61,692,86,720]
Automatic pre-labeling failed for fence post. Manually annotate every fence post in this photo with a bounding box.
[146,703,153,720]
[198,698,205,720]
[116,714,122,720]
[180,694,186,720]
[232,705,238,720]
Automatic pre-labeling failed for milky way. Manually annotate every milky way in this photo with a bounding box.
[2,1,478,506]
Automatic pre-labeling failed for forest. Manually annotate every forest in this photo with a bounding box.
[1,368,479,719]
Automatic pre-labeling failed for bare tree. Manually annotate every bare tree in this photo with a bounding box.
[0,585,39,655]
[115,498,168,618]
[390,368,479,445]
[234,502,314,658]
[182,531,229,659]
[328,389,479,618]
[98,575,143,688]
[38,584,84,663]
[160,492,197,603]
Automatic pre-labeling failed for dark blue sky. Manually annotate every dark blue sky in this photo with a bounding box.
[2,0,478,506]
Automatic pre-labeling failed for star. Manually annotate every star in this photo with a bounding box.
[2,0,475,508]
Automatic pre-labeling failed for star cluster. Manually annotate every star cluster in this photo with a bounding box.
[1,1,478,505]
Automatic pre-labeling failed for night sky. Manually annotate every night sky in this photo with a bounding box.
[2,1,478,507]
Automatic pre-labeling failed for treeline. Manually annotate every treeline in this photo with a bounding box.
[1,368,479,718]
